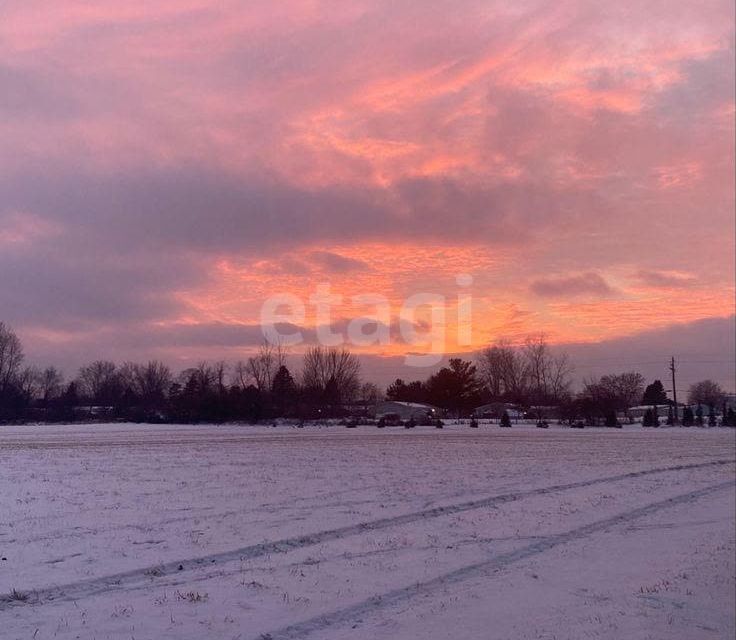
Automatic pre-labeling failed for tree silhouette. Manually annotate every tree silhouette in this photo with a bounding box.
[642,380,668,405]
[271,365,297,417]
[688,380,726,411]
[426,359,482,417]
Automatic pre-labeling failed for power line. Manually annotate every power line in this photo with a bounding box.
[572,359,734,367]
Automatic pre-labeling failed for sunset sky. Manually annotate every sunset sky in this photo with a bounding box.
[1,1,734,387]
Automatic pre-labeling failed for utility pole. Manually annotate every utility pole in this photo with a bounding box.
[669,356,679,424]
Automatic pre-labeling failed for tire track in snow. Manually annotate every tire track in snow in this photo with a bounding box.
[1,458,733,609]
[255,478,736,640]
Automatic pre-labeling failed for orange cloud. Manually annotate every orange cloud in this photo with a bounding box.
[0,0,732,371]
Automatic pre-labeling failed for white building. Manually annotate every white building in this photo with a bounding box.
[374,401,438,421]
[473,403,523,419]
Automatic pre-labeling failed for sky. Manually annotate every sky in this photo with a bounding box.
[1,1,734,388]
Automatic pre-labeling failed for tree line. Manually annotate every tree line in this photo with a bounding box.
[0,322,733,425]
[387,338,734,426]
[0,322,374,423]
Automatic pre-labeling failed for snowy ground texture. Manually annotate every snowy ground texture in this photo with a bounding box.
[1,423,735,640]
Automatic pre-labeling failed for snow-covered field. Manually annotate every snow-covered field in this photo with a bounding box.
[1,423,734,640]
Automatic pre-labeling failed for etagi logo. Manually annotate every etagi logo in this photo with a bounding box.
[260,274,474,367]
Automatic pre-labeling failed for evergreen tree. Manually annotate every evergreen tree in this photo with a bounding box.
[682,406,694,427]
[322,376,341,416]
[386,378,426,403]
[271,365,297,417]
[726,407,736,427]
[426,359,482,417]
[708,407,717,427]
[605,410,619,427]
[61,381,80,407]
[642,408,653,427]
[642,380,668,405]
[386,378,407,400]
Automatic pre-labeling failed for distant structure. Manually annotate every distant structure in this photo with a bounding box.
[473,403,524,420]
[374,401,438,422]
[724,394,736,411]
[625,404,683,420]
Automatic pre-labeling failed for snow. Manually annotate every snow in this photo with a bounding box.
[1,422,734,639]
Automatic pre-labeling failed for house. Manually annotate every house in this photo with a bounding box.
[626,404,682,419]
[373,401,438,421]
[724,394,736,411]
[473,402,523,420]
[526,405,561,420]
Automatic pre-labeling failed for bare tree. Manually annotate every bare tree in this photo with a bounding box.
[16,366,41,404]
[0,322,24,392]
[302,346,361,404]
[478,335,572,405]
[232,360,252,390]
[133,361,172,403]
[522,334,573,405]
[359,382,381,406]
[523,334,549,399]
[248,352,272,391]
[477,339,528,400]
[180,362,220,392]
[547,352,574,400]
[242,340,288,392]
[117,361,138,393]
[609,372,645,415]
[477,344,506,398]
[582,372,645,421]
[247,342,275,392]
[39,366,64,403]
[688,380,726,409]
[78,360,118,403]
[212,360,228,393]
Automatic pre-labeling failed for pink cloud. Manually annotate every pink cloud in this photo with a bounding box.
[530,272,615,298]
[0,0,732,368]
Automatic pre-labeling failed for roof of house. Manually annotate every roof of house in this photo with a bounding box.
[376,400,438,410]
[475,402,518,410]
